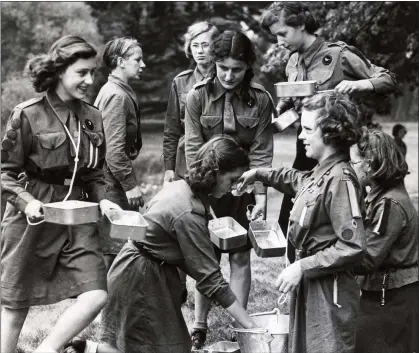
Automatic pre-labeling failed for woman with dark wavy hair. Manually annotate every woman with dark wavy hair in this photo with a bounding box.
[350,130,418,353]
[237,92,366,353]
[1,35,121,353]
[185,30,274,348]
[90,135,256,353]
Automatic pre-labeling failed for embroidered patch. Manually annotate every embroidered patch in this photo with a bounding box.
[6,130,18,140]
[1,150,9,162]
[322,54,333,66]
[342,228,354,240]
[85,119,94,130]
[10,119,21,130]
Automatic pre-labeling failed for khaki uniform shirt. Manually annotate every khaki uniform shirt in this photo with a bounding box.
[356,183,418,290]
[163,67,210,172]
[139,180,237,308]
[94,75,142,191]
[185,77,274,194]
[1,90,106,210]
[259,153,366,278]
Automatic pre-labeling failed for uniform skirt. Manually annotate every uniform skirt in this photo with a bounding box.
[1,180,106,309]
[99,241,191,353]
[355,281,418,353]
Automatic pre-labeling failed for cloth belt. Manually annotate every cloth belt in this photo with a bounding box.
[132,241,168,266]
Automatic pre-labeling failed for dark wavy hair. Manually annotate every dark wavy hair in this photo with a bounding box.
[357,129,408,189]
[103,36,141,70]
[260,2,319,34]
[25,35,97,92]
[207,30,256,101]
[302,92,362,152]
[392,123,406,138]
[186,135,249,194]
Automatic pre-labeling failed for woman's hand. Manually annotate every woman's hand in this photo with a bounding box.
[99,199,122,215]
[24,199,44,221]
[334,79,374,94]
[275,261,303,294]
[163,170,175,187]
[125,185,144,208]
[247,194,267,221]
[236,169,258,193]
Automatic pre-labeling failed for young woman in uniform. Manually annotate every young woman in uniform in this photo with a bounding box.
[163,21,219,184]
[237,92,366,353]
[1,35,120,353]
[94,37,146,271]
[350,130,418,353]
[184,30,274,348]
[260,1,397,262]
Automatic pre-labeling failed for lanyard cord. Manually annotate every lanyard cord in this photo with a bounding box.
[27,120,81,226]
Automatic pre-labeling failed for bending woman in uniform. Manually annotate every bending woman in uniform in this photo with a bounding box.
[1,35,120,353]
[237,92,366,353]
[88,136,256,353]
[350,130,418,353]
[260,1,397,261]
[94,37,146,271]
[163,21,219,184]
[185,30,274,348]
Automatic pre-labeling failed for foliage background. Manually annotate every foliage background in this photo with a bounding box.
[1,1,418,133]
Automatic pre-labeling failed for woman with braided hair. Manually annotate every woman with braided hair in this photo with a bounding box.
[184,29,274,348]
[92,135,257,353]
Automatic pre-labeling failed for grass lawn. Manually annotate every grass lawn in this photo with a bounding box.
[12,122,418,352]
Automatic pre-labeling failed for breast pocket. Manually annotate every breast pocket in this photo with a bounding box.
[200,115,222,132]
[236,114,260,130]
[82,130,105,169]
[36,132,68,169]
[290,194,321,229]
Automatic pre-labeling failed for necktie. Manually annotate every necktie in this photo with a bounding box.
[223,91,236,134]
[296,53,307,81]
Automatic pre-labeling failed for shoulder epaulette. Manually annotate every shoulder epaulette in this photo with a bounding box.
[372,198,392,235]
[190,195,206,216]
[328,41,371,68]
[15,96,43,110]
[175,69,194,78]
[193,77,211,89]
[249,82,266,92]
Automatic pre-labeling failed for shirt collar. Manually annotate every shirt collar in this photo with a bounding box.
[46,90,83,125]
[211,77,246,102]
[310,152,349,181]
[108,74,138,105]
[365,183,385,204]
[299,36,325,68]
[193,65,214,83]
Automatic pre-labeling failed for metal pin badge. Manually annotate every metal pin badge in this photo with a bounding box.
[85,119,94,130]
[247,98,255,107]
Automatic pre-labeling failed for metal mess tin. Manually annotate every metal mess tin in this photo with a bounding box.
[105,209,148,242]
[249,220,286,257]
[275,80,335,98]
[272,108,300,133]
[208,217,248,251]
[43,200,99,225]
[203,341,240,353]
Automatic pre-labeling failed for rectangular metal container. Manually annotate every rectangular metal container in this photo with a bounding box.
[249,220,286,258]
[204,341,240,353]
[208,217,248,251]
[272,108,300,133]
[274,80,317,97]
[105,209,148,242]
[43,200,99,225]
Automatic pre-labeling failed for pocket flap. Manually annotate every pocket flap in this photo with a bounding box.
[200,115,222,129]
[84,130,105,147]
[37,132,67,150]
[236,115,260,129]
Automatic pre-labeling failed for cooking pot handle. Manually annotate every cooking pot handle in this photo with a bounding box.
[230,327,269,334]
[250,307,280,317]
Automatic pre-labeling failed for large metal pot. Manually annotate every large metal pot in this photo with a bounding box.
[231,308,289,353]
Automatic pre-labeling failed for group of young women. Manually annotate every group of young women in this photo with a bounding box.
[1,2,417,353]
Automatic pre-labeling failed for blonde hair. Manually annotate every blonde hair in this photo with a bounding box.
[103,36,141,70]
[184,21,219,59]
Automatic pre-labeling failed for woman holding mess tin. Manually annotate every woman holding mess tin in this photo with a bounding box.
[1,35,120,353]
[184,30,274,348]
[237,92,366,353]
[350,130,418,353]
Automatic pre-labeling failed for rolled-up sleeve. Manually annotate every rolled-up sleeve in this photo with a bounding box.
[99,94,136,191]
[1,109,36,212]
[173,212,237,308]
[300,178,366,278]
[341,49,397,94]
[250,92,274,194]
[184,89,205,169]
[163,81,182,171]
